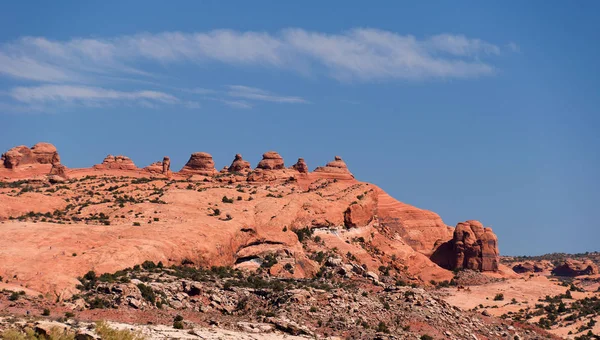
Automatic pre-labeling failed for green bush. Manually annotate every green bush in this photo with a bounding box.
[494,293,504,301]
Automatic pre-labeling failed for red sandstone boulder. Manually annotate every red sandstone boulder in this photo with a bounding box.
[256,151,285,170]
[430,220,499,272]
[290,158,309,173]
[552,259,599,277]
[1,143,60,169]
[229,154,251,173]
[180,152,217,175]
[93,155,137,170]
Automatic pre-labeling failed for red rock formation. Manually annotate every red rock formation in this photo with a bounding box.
[344,191,378,228]
[512,260,553,274]
[312,156,354,180]
[93,155,137,170]
[228,154,251,173]
[314,156,352,175]
[1,143,60,169]
[376,188,452,255]
[49,163,68,179]
[162,156,171,174]
[290,158,309,173]
[144,156,171,175]
[431,220,499,272]
[256,151,285,170]
[552,259,599,277]
[180,152,217,175]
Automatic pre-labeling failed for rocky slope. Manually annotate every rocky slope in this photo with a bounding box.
[0,142,514,339]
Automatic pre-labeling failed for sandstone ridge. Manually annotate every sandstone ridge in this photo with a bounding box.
[0,142,502,298]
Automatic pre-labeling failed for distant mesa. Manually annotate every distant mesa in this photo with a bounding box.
[290,158,308,173]
[256,151,285,170]
[551,259,599,277]
[144,156,171,175]
[1,142,60,169]
[431,220,499,272]
[93,155,137,170]
[228,154,251,173]
[180,152,217,176]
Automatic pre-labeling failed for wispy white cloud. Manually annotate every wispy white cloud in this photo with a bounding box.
[0,28,515,112]
[0,28,512,84]
[9,85,179,106]
[226,85,308,103]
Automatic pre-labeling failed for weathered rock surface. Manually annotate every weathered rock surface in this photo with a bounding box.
[376,188,453,255]
[1,143,60,169]
[228,154,251,173]
[49,163,68,179]
[344,190,377,228]
[93,155,137,170]
[551,259,599,277]
[180,152,217,175]
[431,220,500,272]
[256,151,285,170]
[290,158,308,173]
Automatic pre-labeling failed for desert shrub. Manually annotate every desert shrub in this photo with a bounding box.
[494,293,505,301]
[42,308,51,316]
[221,196,234,203]
[137,283,156,304]
[377,321,389,333]
[173,321,184,329]
[141,261,156,270]
[293,227,313,242]
[420,335,434,340]
[133,222,141,226]
[95,321,146,340]
[261,254,278,269]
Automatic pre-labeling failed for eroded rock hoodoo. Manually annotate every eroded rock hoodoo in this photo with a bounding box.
[1,143,60,169]
[314,156,354,179]
[144,156,171,175]
[431,220,499,272]
[228,154,251,173]
[180,152,217,176]
[93,155,137,170]
[290,158,309,173]
[256,151,285,170]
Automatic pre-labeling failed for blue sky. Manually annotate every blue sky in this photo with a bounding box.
[1,1,598,255]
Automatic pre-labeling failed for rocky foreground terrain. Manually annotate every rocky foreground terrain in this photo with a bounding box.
[0,143,598,339]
